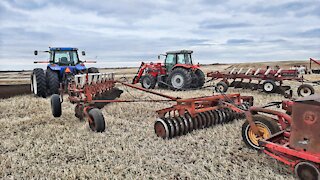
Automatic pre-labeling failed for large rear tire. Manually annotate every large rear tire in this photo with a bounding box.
[46,69,60,95]
[31,68,47,98]
[88,108,105,132]
[242,115,281,150]
[167,68,192,90]
[88,67,99,73]
[140,74,156,89]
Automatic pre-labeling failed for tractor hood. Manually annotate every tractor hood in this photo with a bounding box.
[47,64,87,72]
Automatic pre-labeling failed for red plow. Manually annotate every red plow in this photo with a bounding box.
[50,72,253,137]
[207,67,317,97]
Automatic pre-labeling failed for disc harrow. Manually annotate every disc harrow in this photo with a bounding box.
[154,94,253,139]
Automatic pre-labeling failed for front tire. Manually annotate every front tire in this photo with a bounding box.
[88,108,105,132]
[242,115,281,150]
[31,68,47,98]
[168,68,192,90]
[140,74,156,89]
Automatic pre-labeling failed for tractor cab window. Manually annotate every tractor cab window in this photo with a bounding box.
[177,53,192,64]
[54,51,79,65]
[165,54,175,64]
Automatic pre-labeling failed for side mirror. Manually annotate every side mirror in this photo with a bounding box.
[34,50,38,55]
[82,51,86,56]
[158,55,160,60]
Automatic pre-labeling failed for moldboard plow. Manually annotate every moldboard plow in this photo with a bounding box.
[207,67,318,98]
[50,72,253,138]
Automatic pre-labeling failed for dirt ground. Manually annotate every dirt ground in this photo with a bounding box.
[0,62,319,179]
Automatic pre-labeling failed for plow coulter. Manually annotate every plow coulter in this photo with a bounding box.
[50,72,253,138]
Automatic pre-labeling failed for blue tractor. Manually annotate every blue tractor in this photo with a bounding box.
[31,47,99,98]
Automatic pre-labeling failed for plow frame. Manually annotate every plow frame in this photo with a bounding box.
[245,99,320,178]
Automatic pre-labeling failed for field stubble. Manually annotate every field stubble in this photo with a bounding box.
[2,83,317,179]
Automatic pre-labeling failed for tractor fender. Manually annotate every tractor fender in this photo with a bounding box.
[172,64,199,71]
[47,64,61,71]
[75,63,87,71]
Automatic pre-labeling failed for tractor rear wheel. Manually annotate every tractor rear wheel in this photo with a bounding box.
[31,68,47,98]
[262,80,277,93]
[51,94,62,117]
[140,74,156,89]
[195,69,205,88]
[242,115,281,150]
[168,68,192,90]
[46,69,60,95]
[88,67,99,73]
[88,108,105,132]
[297,84,315,97]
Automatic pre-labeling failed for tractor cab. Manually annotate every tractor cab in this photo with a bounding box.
[49,47,81,66]
[160,50,194,72]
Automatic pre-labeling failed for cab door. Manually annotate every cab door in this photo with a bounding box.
[165,54,176,72]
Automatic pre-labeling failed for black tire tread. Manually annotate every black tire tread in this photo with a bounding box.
[32,68,47,98]
[51,94,62,117]
[47,69,60,95]
[88,108,105,132]
[167,67,192,90]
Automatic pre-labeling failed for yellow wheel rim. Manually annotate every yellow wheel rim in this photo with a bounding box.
[247,123,271,146]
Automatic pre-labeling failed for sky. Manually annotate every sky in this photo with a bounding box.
[0,0,319,70]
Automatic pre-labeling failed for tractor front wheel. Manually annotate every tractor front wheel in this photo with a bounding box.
[168,68,192,90]
[31,68,47,98]
[46,69,60,95]
[140,74,156,89]
[242,115,281,150]
[88,108,105,132]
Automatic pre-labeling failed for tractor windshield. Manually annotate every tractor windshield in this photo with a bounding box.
[54,51,79,65]
[177,53,192,64]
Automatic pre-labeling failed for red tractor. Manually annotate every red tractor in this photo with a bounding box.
[132,50,205,90]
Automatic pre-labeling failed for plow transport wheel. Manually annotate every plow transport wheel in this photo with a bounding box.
[215,81,228,93]
[297,84,315,97]
[88,108,105,132]
[51,94,62,117]
[294,161,320,180]
[262,80,277,93]
[242,115,280,150]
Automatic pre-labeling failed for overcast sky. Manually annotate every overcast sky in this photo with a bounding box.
[0,0,319,70]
